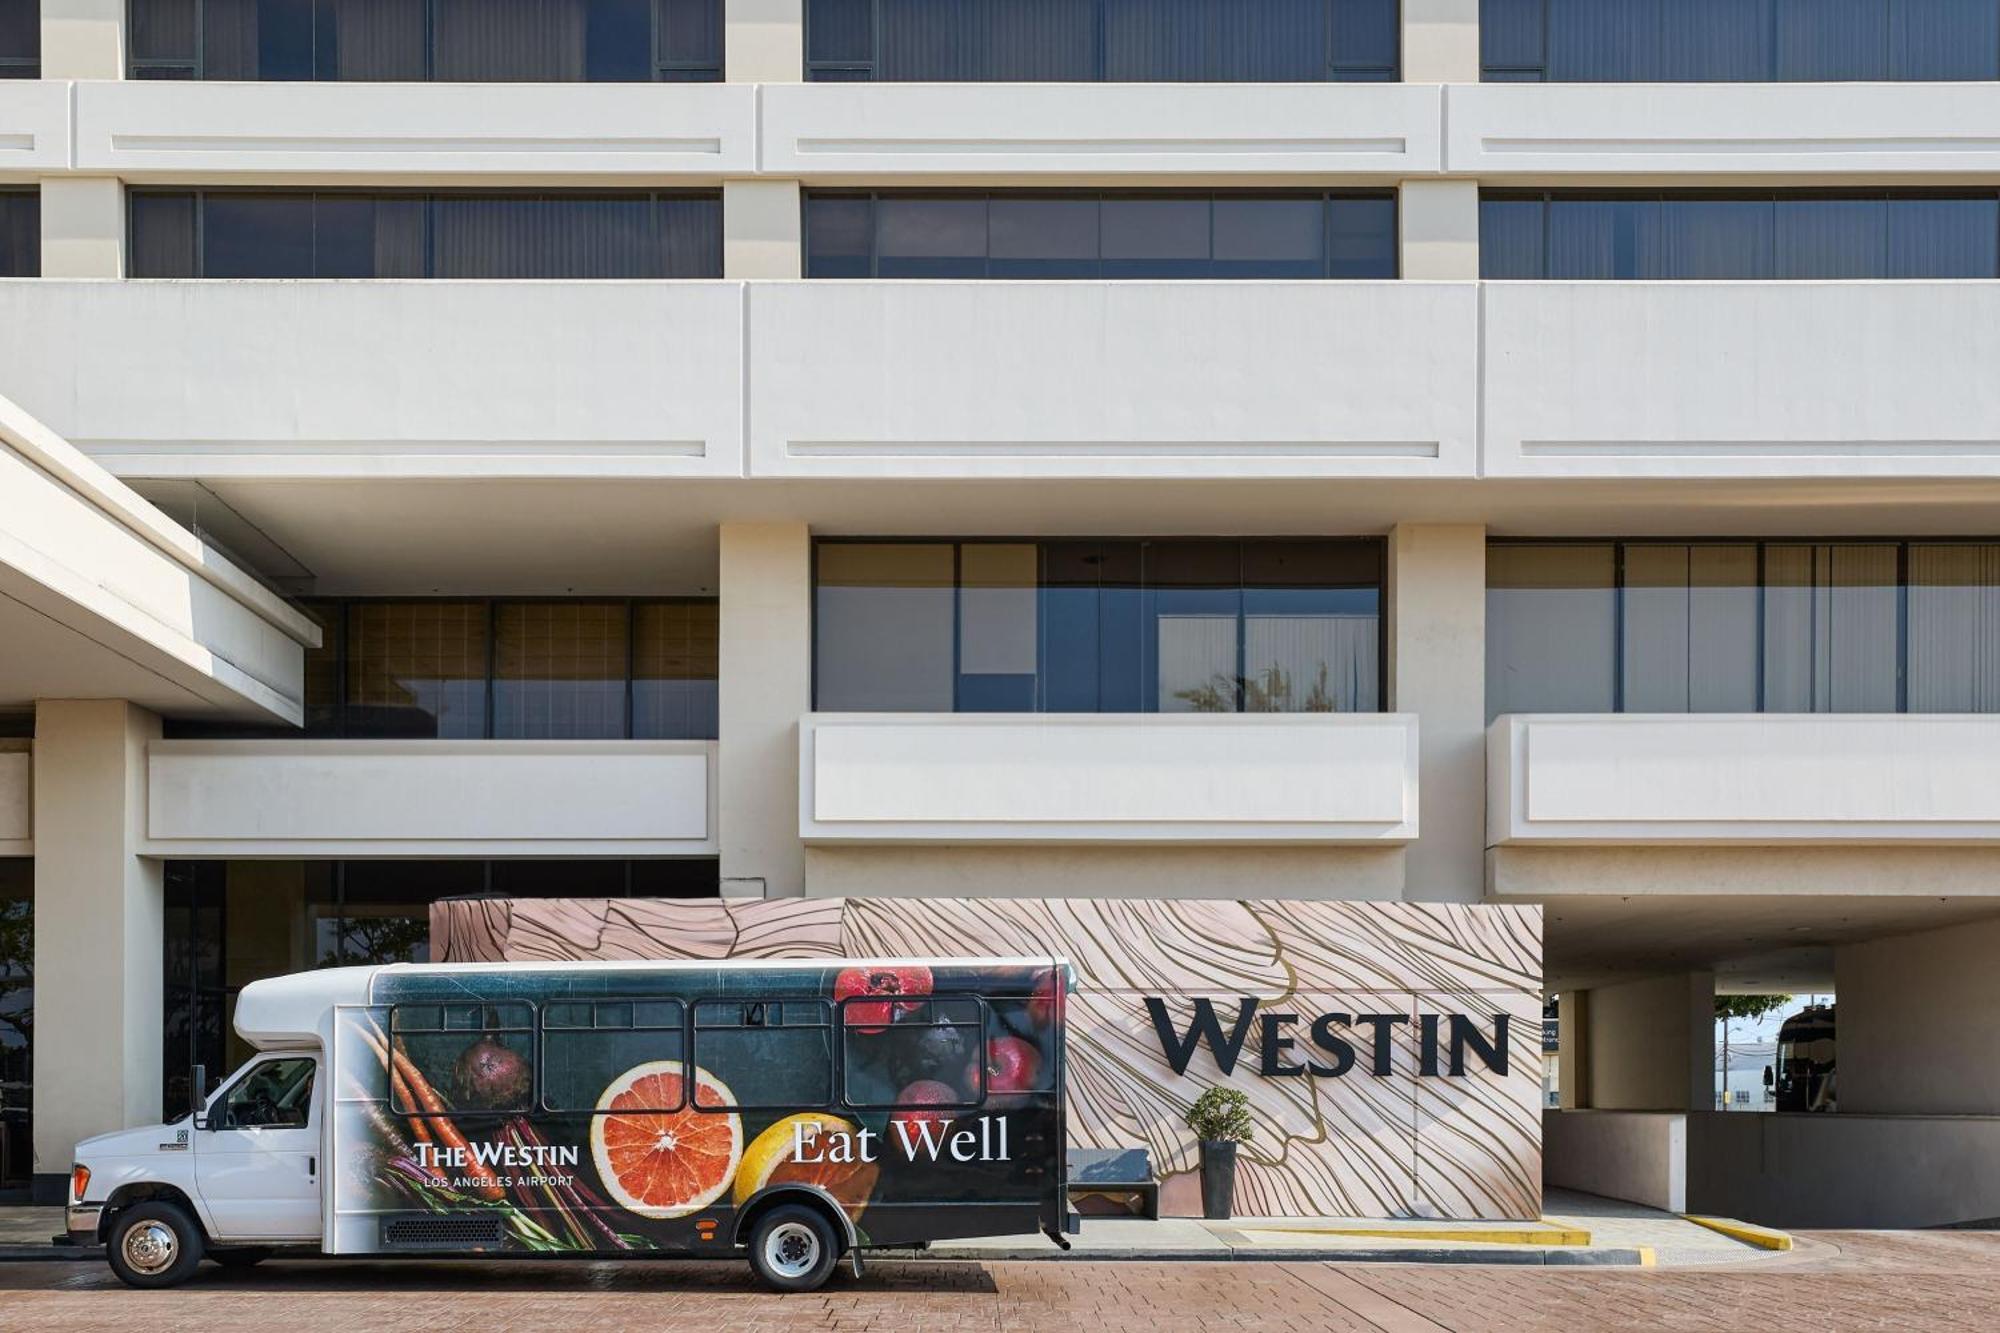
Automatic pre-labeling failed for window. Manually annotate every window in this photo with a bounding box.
[0,0,34,78]
[0,190,35,276]
[168,599,719,741]
[691,1000,834,1111]
[1488,541,2000,718]
[0,860,29,1190]
[389,1003,534,1116]
[128,190,723,279]
[841,997,986,1109]
[807,0,1396,80]
[806,192,1398,280]
[1481,191,2000,280]
[541,1000,685,1112]
[217,1057,316,1130]
[1482,0,2000,81]
[815,540,1383,713]
[128,0,721,80]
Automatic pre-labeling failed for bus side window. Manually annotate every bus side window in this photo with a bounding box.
[840,997,985,1109]
[388,1002,535,1115]
[692,1000,833,1111]
[540,1000,685,1112]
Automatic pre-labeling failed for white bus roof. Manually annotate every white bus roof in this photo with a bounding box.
[233,956,1067,1049]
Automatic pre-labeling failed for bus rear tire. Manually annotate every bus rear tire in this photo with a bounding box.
[747,1204,839,1293]
[107,1201,205,1289]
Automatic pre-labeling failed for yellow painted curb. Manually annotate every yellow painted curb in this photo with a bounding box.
[1636,1246,1657,1267]
[1682,1215,1793,1251]
[1251,1223,1592,1247]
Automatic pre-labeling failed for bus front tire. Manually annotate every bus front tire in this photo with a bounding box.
[107,1201,205,1289]
[747,1204,840,1293]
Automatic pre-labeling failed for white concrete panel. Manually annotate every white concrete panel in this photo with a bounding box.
[1491,715,2000,844]
[761,82,1441,178]
[1448,82,2000,177]
[146,740,716,855]
[0,393,312,722]
[74,80,755,179]
[750,282,1477,478]
[0,743,29,851]
[1483,283,2000,479]
[0,80,71,178]
[1543,1111,1686,1213]
[0,280,744,478]
[801,713,1419,843]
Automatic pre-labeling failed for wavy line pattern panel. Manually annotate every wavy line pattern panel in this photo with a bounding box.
[429,895,1541,1219]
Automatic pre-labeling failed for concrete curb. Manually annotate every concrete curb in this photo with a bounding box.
[1682,1216,1794,1251]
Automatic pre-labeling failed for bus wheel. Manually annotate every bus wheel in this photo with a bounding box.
[748,1204,839,1293]
[107,1201,205,1289]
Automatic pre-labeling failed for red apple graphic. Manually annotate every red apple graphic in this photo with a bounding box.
[889,1079,961,1139]
[968,1036,1042,1101]
[834,964,933,1032]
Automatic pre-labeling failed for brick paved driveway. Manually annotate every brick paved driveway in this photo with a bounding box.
[3,1232,1998,1331]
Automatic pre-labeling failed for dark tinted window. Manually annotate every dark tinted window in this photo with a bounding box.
[808,0,1396,80]
[129,191,722,279]
[128,0,721,79]
[806,192,1398,280]
[0,190,35,276]
[0,0,37,77]
[1481,191,2000,280]
[1489,540,2000,717]
[692,1001,834,1110]
[1482,0,2000,80]
[816,540,1384,713]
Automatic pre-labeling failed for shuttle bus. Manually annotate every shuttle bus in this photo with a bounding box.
[66,956,1073,1290]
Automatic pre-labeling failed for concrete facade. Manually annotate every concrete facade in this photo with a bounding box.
[2,0,2000,1229]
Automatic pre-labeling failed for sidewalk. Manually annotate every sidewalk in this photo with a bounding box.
[0,1189,1782,1269]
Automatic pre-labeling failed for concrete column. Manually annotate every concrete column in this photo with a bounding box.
[1557,989,1591,1110]
[724,180,803,279]
[725,0,803,82]
[718,521,811,897]
[41,0,125,79]
[31,700,162,1201]
[1402,0,1480,83]
[39,178,125,279]
[1579,971,1715,1111]
[1398,179,1480,281]
[1387,523,1485,901]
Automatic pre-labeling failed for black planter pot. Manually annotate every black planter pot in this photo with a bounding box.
[1198,1140,1239,1220]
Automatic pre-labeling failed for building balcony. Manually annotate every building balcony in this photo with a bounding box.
[1488,714,2000,845]
[748,280,1477,479]
[70,80,756,181]
[0,80,67,178]
[1482,281,2000,480]
[799,713,1419,844]
[144,738,716,857]
[761,81,1440,181]
[0,279,744,478]
[1445,81,2000,178]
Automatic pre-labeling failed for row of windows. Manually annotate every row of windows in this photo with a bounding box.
[805,0,1399,82]
[14,0,2000,82]
[815,539,1383,714]
[806,192,1398,280]
[1488,541,2000,718]
[127,0,722,81]
[1482,0,2000,83]
[388,993,1048,1117]
[1482,191,2000,280]
[167,598,719,740]
[128,190,722,279]
[13,188,2000,282]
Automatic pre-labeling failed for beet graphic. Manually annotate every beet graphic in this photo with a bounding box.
[453,1035,531,1110]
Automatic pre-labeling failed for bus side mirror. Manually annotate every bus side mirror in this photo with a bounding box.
[190,1064,211,1130]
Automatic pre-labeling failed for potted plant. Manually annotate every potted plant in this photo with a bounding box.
[1184,1088,1253,1221]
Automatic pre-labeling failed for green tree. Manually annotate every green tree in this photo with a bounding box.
[1715,994,1792,1022]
